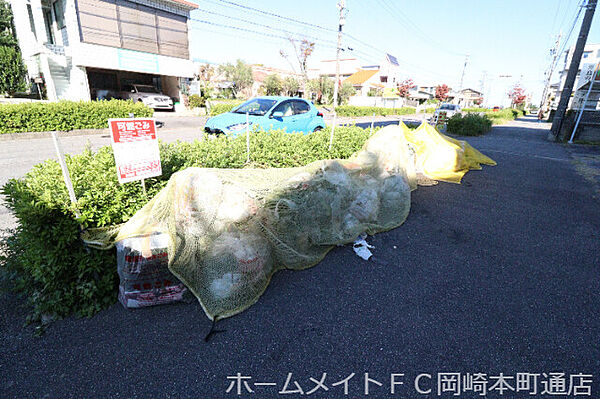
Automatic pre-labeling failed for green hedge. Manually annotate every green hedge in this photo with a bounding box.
[0,100,153,134]
[446,113,492,136]
[209,101,243,116]
[335,105,416,117]
[1,126,376,321]
[460,108,520,125]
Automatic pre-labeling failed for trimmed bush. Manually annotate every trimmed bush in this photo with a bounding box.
[0,100,153,134]
[1,126,377,321]
[188,94,205,109]
[446,113,492,136]
[209,101,243,116]
[335,105,416,117]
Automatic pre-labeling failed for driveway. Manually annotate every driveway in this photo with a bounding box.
[1,116,599,398]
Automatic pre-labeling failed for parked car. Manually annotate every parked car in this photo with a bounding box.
[435,103,462,118]
[120,84,174,111]
[492,106,501,112]
[204,96,326,136]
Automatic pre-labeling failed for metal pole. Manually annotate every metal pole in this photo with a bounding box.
[329,115,336,151]
[140,178,146,195]
[369,112,375,135]
[550,0,597,141]
[459,54,469,91]
[332,0,346,112]
[569,63,598,143]
[246,112,250,163]
[51,132,80,218]
[539,33,562,110]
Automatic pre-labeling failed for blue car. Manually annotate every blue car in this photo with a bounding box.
[204,96,326,136]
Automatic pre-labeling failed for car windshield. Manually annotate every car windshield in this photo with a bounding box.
[135,85,160,94]
[233,99,278,116]
[440,104,457,111]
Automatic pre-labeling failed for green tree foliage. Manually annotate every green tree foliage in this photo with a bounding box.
[282,76,300,96]
[218,59,254,98]
[0,0,18,47]
[0,46,26,95]
[0,0,27,96]
[263,74,282,96]
[307,77,354,105]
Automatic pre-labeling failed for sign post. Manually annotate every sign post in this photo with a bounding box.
[108,118,162,187]
[570,62,600,143]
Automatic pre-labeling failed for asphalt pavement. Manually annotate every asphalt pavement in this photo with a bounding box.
[1,116,599,398]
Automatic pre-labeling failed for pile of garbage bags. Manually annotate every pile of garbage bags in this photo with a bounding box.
[87,123,495,320]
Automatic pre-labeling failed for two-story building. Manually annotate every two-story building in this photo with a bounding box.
[9,0,197,102]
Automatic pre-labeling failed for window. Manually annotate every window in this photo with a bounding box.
[380,76,388,83]
[292,100,310,115]
[43,9,55,44]
[233,98,278,116]
[27,4,37,39]
[272,101,294,117]
[53,0,66,29]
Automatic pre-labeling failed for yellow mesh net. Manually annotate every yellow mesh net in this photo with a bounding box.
[84,123,495,320]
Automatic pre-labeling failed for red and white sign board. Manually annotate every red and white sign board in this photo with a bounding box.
[108,118,162,184]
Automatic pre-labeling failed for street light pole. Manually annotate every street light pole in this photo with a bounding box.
[550,0,597,141]
[332,0,346,112]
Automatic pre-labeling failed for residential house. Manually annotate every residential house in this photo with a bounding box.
[343,69,384,97]
[9,0,197,102]
[250,65,303,97]
[456,88,483,107]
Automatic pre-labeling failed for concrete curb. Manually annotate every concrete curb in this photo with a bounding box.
[0,128,109,141]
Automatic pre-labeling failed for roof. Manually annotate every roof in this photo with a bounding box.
[344,69,379,85]
[165,0,199,9]
[386,54,399,66]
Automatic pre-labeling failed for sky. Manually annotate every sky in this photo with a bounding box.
[186,0,600,107]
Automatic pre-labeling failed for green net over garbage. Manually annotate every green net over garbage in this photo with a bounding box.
[84,123,495,320]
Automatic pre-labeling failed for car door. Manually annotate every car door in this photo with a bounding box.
[290,100,313,133]
[268,100,296,132]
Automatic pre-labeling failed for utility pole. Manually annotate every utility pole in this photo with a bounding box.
[332,0,346,111]
[459,54,470,90]
[539,33,561,111]
[550,0,597,141]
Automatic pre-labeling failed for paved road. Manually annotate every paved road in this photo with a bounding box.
[1,116,599,398]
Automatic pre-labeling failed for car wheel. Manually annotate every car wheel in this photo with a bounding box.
[313,126,323,132]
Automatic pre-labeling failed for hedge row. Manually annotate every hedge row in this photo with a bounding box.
[446,113,492,136]
[0,100,153,134]
[208,101,243,116]
[0,126,376,321]
[335,105,416,117]
[461,108,521,125]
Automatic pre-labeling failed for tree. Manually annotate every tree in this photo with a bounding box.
[263,74,282,95]
[218,59,254,98]
[435,84,450,101]
[0,46,27,95]
[0,1,26,96]
[397,78,416,98]
[280,38,315,98]
[307,76,354,105]
[508,84,526,108]
[0,0,18,48]
[282,76,300,96]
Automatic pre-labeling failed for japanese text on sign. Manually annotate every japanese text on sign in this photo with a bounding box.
[109,118,162,184]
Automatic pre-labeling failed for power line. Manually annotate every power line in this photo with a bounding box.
[200,0,335,33]
[192,8,339,47]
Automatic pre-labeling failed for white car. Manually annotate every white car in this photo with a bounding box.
[434,103,462,119]
[120,84,174,111]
